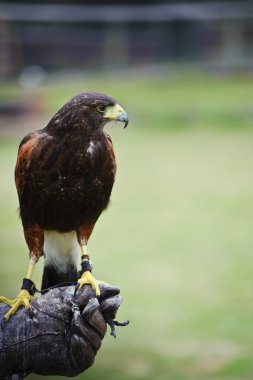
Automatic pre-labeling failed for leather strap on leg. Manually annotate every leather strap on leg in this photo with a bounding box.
[21,278,37,296]
[81,260,93,273]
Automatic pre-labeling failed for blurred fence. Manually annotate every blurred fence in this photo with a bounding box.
[0,1,253,77]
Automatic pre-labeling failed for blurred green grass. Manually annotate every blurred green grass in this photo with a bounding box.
[0,73,253,380]
[2,72,253,131]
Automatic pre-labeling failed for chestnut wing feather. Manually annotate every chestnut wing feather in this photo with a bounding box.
[15,132,42,199]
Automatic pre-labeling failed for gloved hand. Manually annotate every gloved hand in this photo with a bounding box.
[0,283,127,380]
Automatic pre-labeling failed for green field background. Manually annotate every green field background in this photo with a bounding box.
[0,73,253,379]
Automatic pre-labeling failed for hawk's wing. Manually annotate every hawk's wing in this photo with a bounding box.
[15,132,40,199]
[15,131,50,229]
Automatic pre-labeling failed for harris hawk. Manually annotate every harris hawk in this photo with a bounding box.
[0,92,128,320]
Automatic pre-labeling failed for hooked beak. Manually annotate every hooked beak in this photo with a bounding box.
[103,103,129,128]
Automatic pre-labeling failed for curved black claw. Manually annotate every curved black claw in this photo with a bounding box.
[73,283,79,298]
[107,319,130,338]
[27,306,34,320]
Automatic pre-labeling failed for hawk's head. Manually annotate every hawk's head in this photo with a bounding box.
[48,92,128,134]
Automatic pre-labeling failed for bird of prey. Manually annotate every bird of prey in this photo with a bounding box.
[0,92,128,320]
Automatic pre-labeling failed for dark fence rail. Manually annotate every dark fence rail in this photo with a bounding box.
[0,2,253,22]
[0,1,253,77]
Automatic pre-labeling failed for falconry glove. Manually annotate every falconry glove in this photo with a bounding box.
[0,283,127,379]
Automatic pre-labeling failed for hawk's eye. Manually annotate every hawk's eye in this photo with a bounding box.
[97,105,106,113]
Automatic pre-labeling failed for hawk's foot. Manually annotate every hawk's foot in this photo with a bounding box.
[0,289,33,320]
[78,271,101,296]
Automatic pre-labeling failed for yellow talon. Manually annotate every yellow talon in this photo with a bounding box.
[78,271,101,296]
[0,289,34,320]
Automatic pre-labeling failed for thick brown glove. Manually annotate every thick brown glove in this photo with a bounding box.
[0,283,127,380]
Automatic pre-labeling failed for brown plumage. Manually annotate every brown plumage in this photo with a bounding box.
[15,91,128,291]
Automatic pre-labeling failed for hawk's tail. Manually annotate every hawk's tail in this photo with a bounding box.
[41,265,77,291]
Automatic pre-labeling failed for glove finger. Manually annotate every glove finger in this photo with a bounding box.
[71,311,103,354]
[98,284,120,301]
[73,285,97,311]
[99,295,123,322]
[73,283,120,312]
[82,298,107,338]
[70,333,95,371]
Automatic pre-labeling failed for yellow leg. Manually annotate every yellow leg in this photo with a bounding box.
[77,245,101,296]
[0,261,36,320]
[26,263,35,280]
[81,245,88,257]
